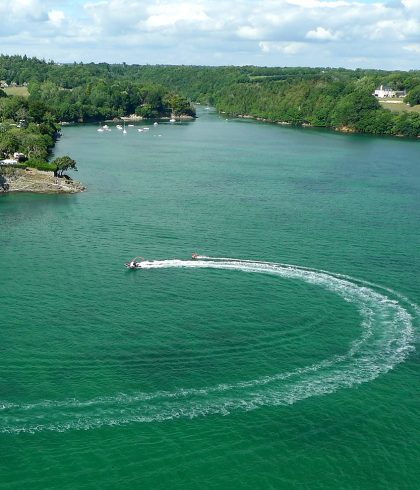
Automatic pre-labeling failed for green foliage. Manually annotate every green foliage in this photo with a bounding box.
[51,155,77,177]
[404,84,420,107]
[165,93,196,116]
[0,131,19,157]
[25,158,57,172]
[27,79,194,122]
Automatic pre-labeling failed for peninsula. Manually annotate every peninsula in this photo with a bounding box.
[0,167,85,194]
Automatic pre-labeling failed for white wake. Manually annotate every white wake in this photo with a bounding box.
[1,257,417,433]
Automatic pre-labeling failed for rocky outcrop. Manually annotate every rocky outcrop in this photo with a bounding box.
[0,167,85,194]
[335,125,357,133]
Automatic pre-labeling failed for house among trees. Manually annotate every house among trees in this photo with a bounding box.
[0,80,8,88]
[373,85,406,98]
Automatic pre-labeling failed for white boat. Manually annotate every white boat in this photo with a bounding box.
[138,128,143,132]
[143,127,150,131]
[97,128,104,132]
[103,125,109,129]
[116,124,123,130]
[154,122,158,126]
[169,118,176,123]
[128,124,134,127]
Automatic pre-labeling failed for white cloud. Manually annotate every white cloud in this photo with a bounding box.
[237,26,262,40]
[0,0,418,69]
[145,3,210,29]
[306,27,339,41]
[259,41,306,55]
[286,0,349,8]
[48,10,65,25]
[403,44,420,53]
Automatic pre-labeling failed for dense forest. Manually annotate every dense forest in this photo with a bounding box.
[115,65,420,136]
[1,56,419,171]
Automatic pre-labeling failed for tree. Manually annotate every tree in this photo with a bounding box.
[404,84,420,107]
[51,155,77,177]
[0,132,19,157]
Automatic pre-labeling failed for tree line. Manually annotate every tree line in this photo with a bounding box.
[1,55,419,141]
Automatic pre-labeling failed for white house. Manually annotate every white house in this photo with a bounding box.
[373,85,407,98]
[373,85,396,98]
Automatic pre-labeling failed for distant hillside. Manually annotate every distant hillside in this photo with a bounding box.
[1,55,419,136]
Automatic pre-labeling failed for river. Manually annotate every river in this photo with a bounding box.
[1,109,419,488]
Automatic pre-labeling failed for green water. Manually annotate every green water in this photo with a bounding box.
[1,110,419,489]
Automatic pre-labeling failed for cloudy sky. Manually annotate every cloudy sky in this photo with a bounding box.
[0,0,419,69]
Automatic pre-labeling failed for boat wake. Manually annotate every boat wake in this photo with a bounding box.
[1,257,418,433]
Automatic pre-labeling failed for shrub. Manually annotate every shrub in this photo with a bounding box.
[25,158,57,172]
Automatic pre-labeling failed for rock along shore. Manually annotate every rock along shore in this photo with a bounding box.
[0,167,85,194]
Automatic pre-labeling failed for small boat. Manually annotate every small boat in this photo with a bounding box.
[116,124,123,130]
[191,253,199,260]
[103,125,109,130]
[138,128,143,132]
[143,127,150,131]
[169,118,176,123]
[154,122,158,126]
[125,256,145,269]
[97,128,104,132]
[128,124,134,127]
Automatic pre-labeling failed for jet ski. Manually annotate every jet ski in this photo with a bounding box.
[125,256,144,269]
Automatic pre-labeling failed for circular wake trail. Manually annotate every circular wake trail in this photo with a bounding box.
[1,258,417,433]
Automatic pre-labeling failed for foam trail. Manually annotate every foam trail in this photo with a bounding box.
[1,258,417,433]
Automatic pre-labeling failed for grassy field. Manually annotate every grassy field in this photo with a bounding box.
[3,86,29,97]
[379,98,420,113]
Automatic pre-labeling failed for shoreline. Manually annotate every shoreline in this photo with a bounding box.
[0,167,85,194]
[234,113,419,138]
[115,114,196,122]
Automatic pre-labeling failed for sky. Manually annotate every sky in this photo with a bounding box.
[0,0,419,70]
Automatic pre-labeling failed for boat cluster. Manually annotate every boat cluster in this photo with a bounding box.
[98,122,161,134]
[97,124,111,132]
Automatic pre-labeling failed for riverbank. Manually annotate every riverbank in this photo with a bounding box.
[115,114,196,122]
[0,167,85,194]
[235,113,418,137]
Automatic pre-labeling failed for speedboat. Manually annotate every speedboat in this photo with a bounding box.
[125,256,145,269]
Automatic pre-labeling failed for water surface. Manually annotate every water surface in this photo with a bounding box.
[1,110,419,488]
